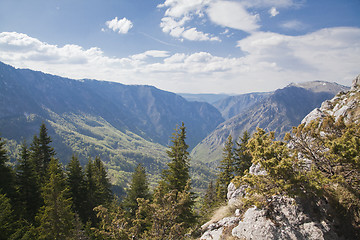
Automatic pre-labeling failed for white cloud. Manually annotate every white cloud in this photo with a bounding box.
[105,17,133,34]
[131,50,170,60]
[160,15,220,41]
[158,0,220,42]
[269,7,279,17]
[281,20,307,30]
[207,1,260,32]
[157,0,207,18]
[0,29,359,94]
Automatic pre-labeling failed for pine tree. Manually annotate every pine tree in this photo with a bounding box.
[36,158,76,240]
[30,123,55,182]
[84,157,113,225]
[16,140,42,223]
[93,156,113,205]
[123,163,151,217]
[0,193,16,240]
[234,131,252,176]
[202,181,217,214]
[162,122,191,193]
[66,154,88,224]
[0,136,16,206]
[216,134,235,201]
[155,123,196,232]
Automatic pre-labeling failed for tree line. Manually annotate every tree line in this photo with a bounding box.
[1,115,359,239]
[0,122,197,239]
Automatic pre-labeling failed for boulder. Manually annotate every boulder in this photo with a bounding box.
[231,196,339,240]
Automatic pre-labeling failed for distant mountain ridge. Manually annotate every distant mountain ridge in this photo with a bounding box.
[191,81,349,166]
[0,61,224,188]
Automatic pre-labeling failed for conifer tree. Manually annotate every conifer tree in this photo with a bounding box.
[66,154,88,223]
[162,122,191,194]
[202,181,217,214]
[234,131,252,176]
[0,136,16,205]
[216,134,235,201]
[0,193,16,240]
[84,157,113,225]
[123,163,151,217]
[16,140,42,222]
[36,158,76,240]
[30,123,55,182]
[93,156,113,205]
[153,123,196,233]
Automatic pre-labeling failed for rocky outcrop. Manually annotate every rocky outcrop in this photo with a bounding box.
[200,75,360,240]
[231,196,338,240]
[201,190,339,240]
[302,74,360,125]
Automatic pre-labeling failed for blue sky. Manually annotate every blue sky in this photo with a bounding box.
[0,0,359,94]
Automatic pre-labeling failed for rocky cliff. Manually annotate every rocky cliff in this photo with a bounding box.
[200,75,360,240]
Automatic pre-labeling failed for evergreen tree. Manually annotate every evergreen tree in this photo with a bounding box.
[0,136,16,201]
[93,202,129,240]
[36,158,76,240]
[201,181,217,214]
[216,134,235,201]
[93,156,113,205]
[162,122,191,194]
[30,123,55,182]
[16,140,42,223]
[66,154,88,224]
[154,123,196,233]
[123,163,151,217]
[84,157,113,225]
[0,193,16,240]
[234,131,252,176]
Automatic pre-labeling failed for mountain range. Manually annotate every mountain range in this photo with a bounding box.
[0,60,349,190]
[190,81,349,166]
[0,61,223,188]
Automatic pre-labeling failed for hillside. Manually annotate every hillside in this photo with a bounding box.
[200,74,360,240]
[191,81,349,166]
[212,92,271,120]
[0,61,223,188]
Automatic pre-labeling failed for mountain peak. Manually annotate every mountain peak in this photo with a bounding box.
[288,81,348,93]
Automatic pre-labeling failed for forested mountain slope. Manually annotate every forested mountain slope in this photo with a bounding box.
[0,61,223,187]
[191,81,349,166]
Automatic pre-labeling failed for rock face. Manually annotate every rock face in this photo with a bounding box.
[200,75,360,240]
[302,74,360,125]
[232,196,337,240]
[201,193,339,240]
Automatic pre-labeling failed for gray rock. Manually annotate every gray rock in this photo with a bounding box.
[227,182,248,205]
[351,74,360,90]
[249,162,267,175]
[231,196,338,240]
[200,216,240,240]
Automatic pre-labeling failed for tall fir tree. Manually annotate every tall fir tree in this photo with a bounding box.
[234,131,252,176]
[36,158,76,240]
[216,134,235,201]
[0,136,16,205]
[162,122,191,194]
[123,163,151,217]
[16,140,42,223]
[155,123,196,232]
[84,157,113,225]
[30,123,55,182]
[201,181,217,214]
[93,156,113,206]
[66,154,88,224]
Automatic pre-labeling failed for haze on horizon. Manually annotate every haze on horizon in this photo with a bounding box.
[0,0,359,94]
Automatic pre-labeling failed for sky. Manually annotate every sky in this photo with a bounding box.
[0,0,359,94]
